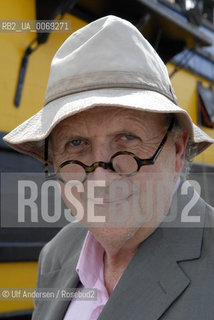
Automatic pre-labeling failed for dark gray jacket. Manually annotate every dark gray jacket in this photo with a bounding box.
[32,182,214,319]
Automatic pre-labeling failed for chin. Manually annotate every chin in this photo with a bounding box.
[88,225,140,248]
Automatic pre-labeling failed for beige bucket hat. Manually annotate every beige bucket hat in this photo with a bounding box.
[3,15,214,164]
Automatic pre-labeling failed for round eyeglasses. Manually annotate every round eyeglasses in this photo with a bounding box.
[45,119,174,183]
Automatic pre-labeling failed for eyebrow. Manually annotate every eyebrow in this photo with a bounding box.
[107,129,139,137]
[61,129,141,140]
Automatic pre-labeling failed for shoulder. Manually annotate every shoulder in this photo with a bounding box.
[38,222,87,274]
[203,203,214,255]
[205,202,214,225]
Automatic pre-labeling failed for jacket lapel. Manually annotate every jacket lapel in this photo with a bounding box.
[35,229,87,320]
[36,262,80,319]
[99,228,190,320]
[99,182,206,320]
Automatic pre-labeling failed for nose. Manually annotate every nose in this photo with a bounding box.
[88,165,119,192]
[91,144,111,163]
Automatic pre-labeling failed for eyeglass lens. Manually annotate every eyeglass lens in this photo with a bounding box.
[60,163,86,183]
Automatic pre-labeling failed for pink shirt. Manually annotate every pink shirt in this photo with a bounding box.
[63,231,109,320]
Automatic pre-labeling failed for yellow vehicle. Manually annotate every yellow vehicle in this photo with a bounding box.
[0,0,214,318]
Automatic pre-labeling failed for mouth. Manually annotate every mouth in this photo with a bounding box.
[87,193,134,207]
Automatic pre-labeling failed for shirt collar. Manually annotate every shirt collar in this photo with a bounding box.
[173,176,181,196]
[76,231,104,288]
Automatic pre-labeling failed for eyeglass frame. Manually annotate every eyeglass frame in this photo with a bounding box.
[44,118,174,183]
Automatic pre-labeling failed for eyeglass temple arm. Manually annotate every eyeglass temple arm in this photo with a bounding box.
[150,135,168,163]
[139,118,175,165]
[152,118,175,160]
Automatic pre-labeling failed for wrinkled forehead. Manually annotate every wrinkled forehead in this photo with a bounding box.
[51,106,169,137]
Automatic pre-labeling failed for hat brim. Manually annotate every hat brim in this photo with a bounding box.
[3,88,214,164]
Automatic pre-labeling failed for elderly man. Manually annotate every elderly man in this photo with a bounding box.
[4,16,214,320]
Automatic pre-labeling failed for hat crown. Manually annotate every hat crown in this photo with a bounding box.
[45,15,177,105]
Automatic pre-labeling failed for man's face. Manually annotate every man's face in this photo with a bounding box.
[51,107,187,248]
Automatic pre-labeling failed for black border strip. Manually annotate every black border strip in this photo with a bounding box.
[0,242,45,262]
[0,309,32,320]
[0,132,12,151]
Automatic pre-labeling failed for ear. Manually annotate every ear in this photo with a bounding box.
[174,132,189,173]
